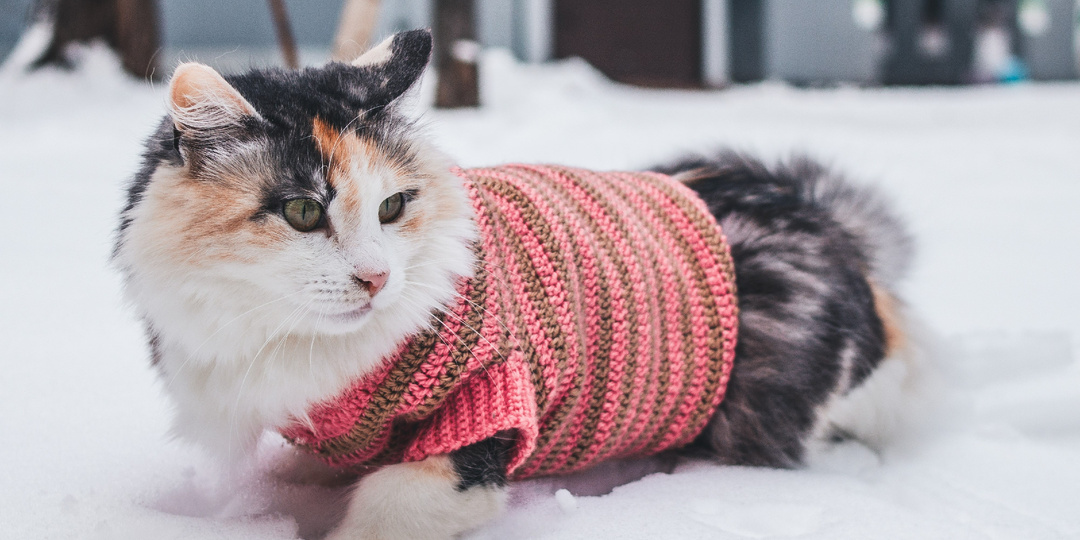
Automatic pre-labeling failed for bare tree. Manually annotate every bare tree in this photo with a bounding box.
[333,0,381,61]
[266,0,299,69]
[434,0,479,108]
[30,0,161,80]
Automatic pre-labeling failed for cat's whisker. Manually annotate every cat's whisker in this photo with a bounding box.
[231,297,314,417]
[190,289,306,355]
[396,290,500,385]
[309,305,325,382]
[430,298,504,361]
[400,260,457,272]
[262,298,322,425]
[395,292,491,385]
[403,279,515,340]
[175,245,213,268]
[402,248,513,281]
[226,295,316,459]
[323,113,365,182]
[425,301,501,386]
[162,290,308,391]
[403,280,507,334]
[267,299,311,368]
[408,311,492,399]
[434,309,507,377]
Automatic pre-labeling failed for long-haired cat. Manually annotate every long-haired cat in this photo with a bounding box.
[115,29,919,540]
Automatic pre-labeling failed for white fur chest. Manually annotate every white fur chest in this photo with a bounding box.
[143,283,402,464]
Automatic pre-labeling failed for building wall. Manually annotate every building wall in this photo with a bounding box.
[1023,0,1078,80]
[0,0,34,61]
[764,0,879,85]
[166,0,543,60]
[4,0,1072,83]
[162,0,340,48]
[0,0,539,72]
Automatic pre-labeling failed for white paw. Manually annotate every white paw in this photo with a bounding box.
[327,456,506,540]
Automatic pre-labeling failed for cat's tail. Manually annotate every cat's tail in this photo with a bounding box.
[655,151,935,455]
[655,151,914,290]
[750,155,936,454]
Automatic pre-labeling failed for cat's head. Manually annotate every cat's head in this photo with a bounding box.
[116,30,476,355]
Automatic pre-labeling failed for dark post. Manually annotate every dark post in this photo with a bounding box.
[30,0,161,80]
[728,0,765,83]
[115,0,160,78]
[881,0,977,85]
[434,0,479,108]
[266,0,299,69]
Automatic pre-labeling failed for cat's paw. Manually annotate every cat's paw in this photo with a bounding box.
[268,447,352,487]
[328,456,506,540]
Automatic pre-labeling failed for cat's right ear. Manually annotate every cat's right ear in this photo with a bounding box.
[167,63,260,134]
[345,29,433,111]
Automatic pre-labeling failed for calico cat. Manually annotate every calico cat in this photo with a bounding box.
[114,29,919,540]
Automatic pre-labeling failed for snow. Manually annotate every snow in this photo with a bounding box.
[1,44,1079,539]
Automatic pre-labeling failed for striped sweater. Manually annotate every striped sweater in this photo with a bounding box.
[281,165,739,478]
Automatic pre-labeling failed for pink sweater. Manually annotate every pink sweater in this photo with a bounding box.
[281,165,738,478]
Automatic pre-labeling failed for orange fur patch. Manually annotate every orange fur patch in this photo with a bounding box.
[136,167,280,266]
[397,213,428,236]
[310,119,469,246]
[415,455,458,483]
[169,63,256,117]
[312,117,420,220]
[312,118,402,189]
[871,283,906,356]
[311,117,343,171]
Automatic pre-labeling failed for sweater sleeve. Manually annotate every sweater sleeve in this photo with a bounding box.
[403,350,539,475]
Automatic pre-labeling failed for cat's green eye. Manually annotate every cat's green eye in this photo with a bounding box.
[283,198,324,232]
[378,192,406,224]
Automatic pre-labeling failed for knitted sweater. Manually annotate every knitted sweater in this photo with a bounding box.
[281,165,738,478]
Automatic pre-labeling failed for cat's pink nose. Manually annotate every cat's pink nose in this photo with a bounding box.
[354,271,388,297]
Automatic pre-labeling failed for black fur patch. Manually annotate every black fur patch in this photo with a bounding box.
[654,152,906,467]
[450,436,512,491]
[114,30,433,249]
[147,325,163,367]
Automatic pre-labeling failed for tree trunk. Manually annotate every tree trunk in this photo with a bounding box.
[332,0,382,61]
[434,0,479,108]
[266,0,299,69]
[31,0,161,80]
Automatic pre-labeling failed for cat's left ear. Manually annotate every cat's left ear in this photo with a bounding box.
[167,62,261,134]
[346,29,433,111]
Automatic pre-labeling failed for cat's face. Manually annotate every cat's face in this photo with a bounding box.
[117,31,476,345]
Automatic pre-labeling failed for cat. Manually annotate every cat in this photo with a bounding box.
[114,29,920,540]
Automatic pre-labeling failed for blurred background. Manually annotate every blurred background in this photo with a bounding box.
[1,2,1079,539]
[2,0,1078,90]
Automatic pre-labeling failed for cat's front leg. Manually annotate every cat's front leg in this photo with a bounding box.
[327,438,511,540]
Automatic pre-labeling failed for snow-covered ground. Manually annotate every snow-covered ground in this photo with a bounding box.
[1,42,1078,539]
